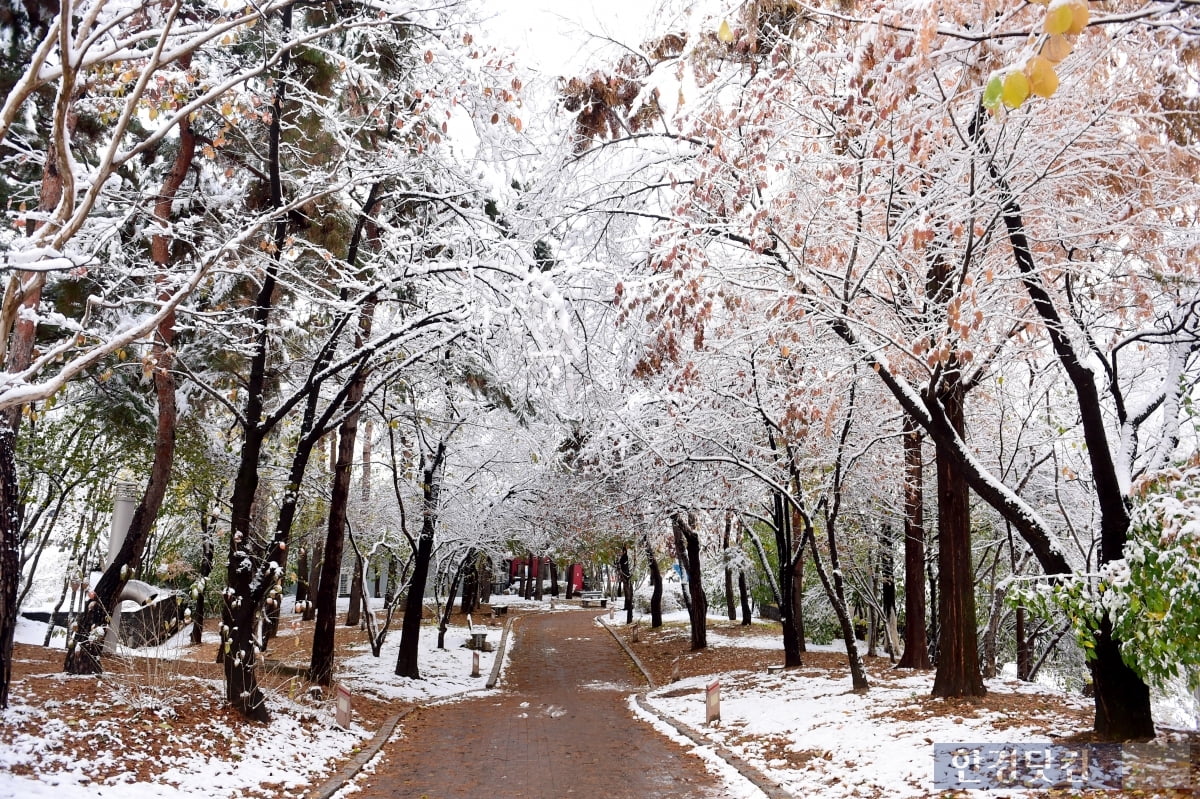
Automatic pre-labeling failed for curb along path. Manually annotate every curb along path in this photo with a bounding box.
[597,617,793,799]
[334,609,732,799]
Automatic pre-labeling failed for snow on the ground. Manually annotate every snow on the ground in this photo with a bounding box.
[5,602,1196,799]
[0,596,536,799]
[634,612,1196,799]
[644,664,1074,798]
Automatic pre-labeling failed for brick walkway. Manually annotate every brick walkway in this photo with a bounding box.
[351,608,731,798]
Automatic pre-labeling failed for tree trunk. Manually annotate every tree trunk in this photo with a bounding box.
[346,420,375,628]
[1091,618,1154,740]
[619,545,633,624]
[879,526,900,660]
[304,537,323,622]
[673,514,706,650]
[773,493,802,667]
[738,571,752,626]
[791,550,806,653]
[438,551,470,649]
[312,363,368,686]
[977,104,1152,739]
[0,78,74,705]
[897,421,931,669]
[64,111,192,675]
[461,555,479,614]
[346,555,364,627]
[643,532,663,628]
[0,424,21,708]
[295,546,310,606]
[930,384,985,698]
[723,513,736,620]
[191,520,215,645]
[395,444,445,679]
[549,559,559,597]
[1015,606,1032,681]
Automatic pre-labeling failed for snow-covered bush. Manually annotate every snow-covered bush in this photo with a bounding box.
[1011,462,1200,692]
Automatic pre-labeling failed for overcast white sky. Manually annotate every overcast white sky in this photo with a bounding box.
[481,1,669,75]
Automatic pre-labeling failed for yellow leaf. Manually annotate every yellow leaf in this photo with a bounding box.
[1026,56,1059,98]
[1002,71,1030,109]
[1066,0,1089,35]
[717,19,734,44]
[1043,3,1073,35]
[1041,34,1072,63]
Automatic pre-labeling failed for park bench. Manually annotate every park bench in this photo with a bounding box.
[579,590,607,608]
[465,615,493,651]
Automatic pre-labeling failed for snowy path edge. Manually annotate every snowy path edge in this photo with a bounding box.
[597,616,793,799]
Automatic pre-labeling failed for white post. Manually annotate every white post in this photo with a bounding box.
[106,480,139,568]
[103,479,139,653]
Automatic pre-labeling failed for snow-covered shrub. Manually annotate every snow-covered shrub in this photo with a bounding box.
[1010,462,1200,692]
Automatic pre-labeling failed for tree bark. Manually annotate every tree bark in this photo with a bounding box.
[346,555,364,627]
[643,531,663,628]
[879,525,900,660]
[437,551,470,649]
[0,425,21,708]
[897,421,932,669]
[723,513,736,620]
[461,555,479,614]
[791,550,806,653]
[310,421,353,687]
[618,545,633,624]
[0,47,73,705]
[673,513,706,650]
[395,443,446,679]
[930,383,986,698]
[738,570,752,626]
[304,537,323,622]
[65,111,193,675]
[772,492,802,667]
[191,519,215,645]
[295,546,310,606]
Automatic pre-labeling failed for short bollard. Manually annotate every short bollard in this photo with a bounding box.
[706,680,720,725]
[471,650,480,678]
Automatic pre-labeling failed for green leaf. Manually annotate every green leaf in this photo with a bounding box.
[982,76,1003,110]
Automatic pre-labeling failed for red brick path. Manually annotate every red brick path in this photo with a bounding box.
[352,608,729,798]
